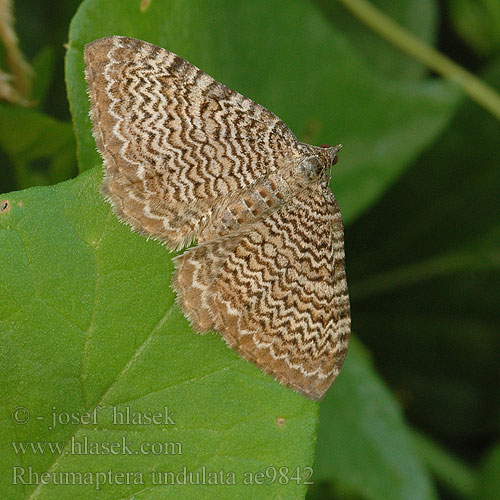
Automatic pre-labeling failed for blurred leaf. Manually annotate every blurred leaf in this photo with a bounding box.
[0,104,77,188]
[346,58,500,445]
[14,0,82,58]
[312,338,437,500]
[31,45,56,107]
[0,168,317,500]
[314,0,438,80]
[477,443,500,500]
[449,0,500,56]
[409,428,476,498]
[66,0,460,223]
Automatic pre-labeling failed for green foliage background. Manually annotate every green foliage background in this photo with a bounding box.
[0,0,499,499]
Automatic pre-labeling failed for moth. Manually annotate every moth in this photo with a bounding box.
[84,36,350,400]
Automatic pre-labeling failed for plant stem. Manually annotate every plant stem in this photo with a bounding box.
[337,0,500,120]
[0,0,32,104]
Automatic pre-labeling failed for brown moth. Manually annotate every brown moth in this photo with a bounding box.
[84,36,350,400]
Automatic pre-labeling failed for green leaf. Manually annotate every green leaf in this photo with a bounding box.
[66,0,460,223]
[0,104,77,189]
[314,0,438,80]
[477,443,500,500]
[449,0,500,56]
[311,338,437,500]
[0,167,318,499]
[409,428,476,498]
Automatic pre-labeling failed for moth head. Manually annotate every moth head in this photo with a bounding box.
[320,143,341,166]
[297,143,342,182]
[316,143,341,182]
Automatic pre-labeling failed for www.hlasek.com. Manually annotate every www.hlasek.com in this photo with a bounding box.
[12,436,182,456]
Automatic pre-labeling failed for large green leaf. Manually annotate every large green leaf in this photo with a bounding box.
[66,0,460,223]
[0,168,318,499]
[310,339,437,500]
[0,167,437,500]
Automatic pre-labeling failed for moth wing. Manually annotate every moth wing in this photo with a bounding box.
[175,184,350,400]
[84,36,300,249]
